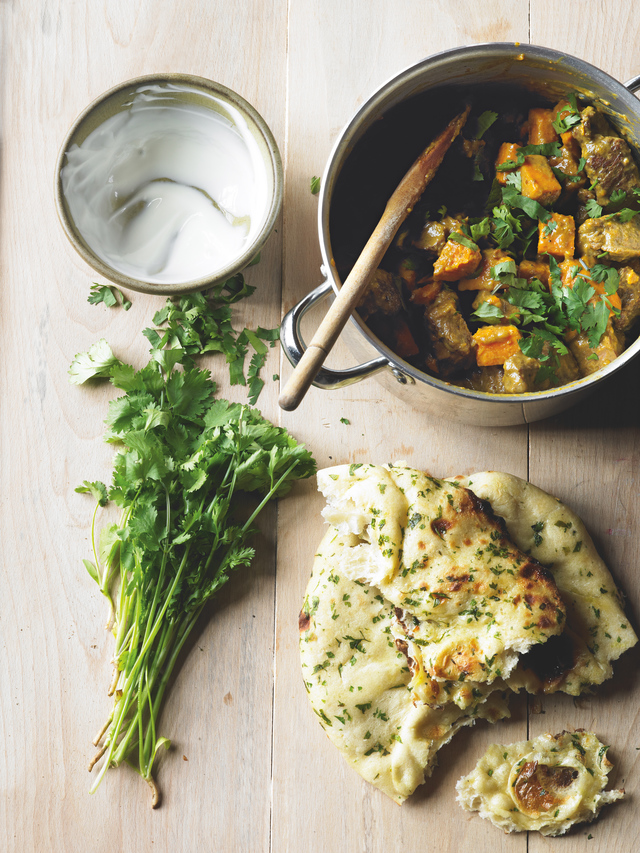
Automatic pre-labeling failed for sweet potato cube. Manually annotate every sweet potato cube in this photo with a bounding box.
[458,248,511,291]
[432,239,482,282]
[392,318,420,358]
[538,213,575,259]
[411,280,442,305]
[473,325,522,366]
[528,108,559,145]
[521,155,562,205]
[518,259,550,288]
[495,142,521,185]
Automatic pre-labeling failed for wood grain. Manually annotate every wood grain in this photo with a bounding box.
[1,1,639,851]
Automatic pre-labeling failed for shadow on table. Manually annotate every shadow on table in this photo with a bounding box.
[536,357,640,432]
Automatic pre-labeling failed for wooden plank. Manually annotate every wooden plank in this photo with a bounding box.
[0,1,286,851]
[274,3,532,852]
[528,4,640,850]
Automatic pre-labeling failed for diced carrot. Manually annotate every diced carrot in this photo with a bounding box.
[473,325,522,367]
[458,248,511,291]
[432,239,482,282]
[520,155,562,205]
[528,108,559,145]
[392,318,420,357]
[411,280,442,305]
[495,142,521,185]
[538,213,575,259]
[518,259,550,287]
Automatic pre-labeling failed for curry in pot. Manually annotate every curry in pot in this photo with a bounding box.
[339,91,640,393]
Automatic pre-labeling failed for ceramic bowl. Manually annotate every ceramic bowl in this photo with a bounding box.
[55,73,283,295]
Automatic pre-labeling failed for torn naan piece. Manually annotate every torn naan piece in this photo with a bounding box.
[318,464,566,708]
[299,527,510,804]
[455,472,638,695]
[456,729,624,835]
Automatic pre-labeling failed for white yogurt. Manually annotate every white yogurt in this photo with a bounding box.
[61,83,269,284]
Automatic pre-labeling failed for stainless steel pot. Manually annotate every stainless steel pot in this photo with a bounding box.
[281,43,640,425]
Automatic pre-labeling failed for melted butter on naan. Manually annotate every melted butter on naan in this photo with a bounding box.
[318,464,566,706]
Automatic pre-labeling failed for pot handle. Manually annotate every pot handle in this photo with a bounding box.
[624,74,640,93]
[280,279,390,390]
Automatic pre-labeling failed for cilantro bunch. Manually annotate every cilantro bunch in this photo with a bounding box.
[72,347,315,805]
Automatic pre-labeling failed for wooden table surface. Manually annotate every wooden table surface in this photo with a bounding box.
[2,2,640,851]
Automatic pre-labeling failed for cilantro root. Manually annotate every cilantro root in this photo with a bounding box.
[81,358,315,805]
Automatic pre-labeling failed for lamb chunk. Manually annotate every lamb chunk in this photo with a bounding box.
[568,321,624,376]
[357,268,403,321]
[502,347,580,393]
[455,366,506,393]
[577,214,640,262]
[613,265,640,333]
[423,288,474,376]
[413,220,447,254]
[502,352,540,393]
[551,349,581,385]
[572,106,640,206]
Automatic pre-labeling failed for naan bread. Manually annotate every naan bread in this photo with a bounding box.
[456,730,624,835]
[318,464,566,708]
[299,528,511,804]
[456,472,638,694]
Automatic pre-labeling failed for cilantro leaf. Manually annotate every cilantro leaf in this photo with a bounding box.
[552,93,581,134]
[472,300,504,322]
[88,283,132,310]
[475,110,498,140]
[585,198,603,218]
[75,480,109,506]
[310,175,321,194]
[448,232,478,250]
[68,339,123,385]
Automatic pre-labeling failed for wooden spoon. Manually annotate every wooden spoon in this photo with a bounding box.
[278,105,470,412]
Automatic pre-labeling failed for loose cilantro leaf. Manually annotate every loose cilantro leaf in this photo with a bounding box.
[469,217,491,242]
[472,300,504,322]
[68,339,124,385]
[502,184,552,223]
[75,480,109,506]
[141,273,279,403]
[88,283,132,310]
[475,110,499,140]
[448,232,478,250]
[609,189,626,205]
[551,93,581,134]
[585,198,603,218]
[310,175,321,194]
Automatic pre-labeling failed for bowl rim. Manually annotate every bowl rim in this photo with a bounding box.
[54,72,283,295]
[318,41,640,407]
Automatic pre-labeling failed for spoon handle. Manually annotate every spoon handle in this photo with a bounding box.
[278,106,470,412]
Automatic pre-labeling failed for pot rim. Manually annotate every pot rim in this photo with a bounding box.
[317,42,640,407]
[54,72,283,296]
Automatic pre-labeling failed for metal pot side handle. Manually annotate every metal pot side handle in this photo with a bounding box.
[624,74,640,93]
[280,279,389,390]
